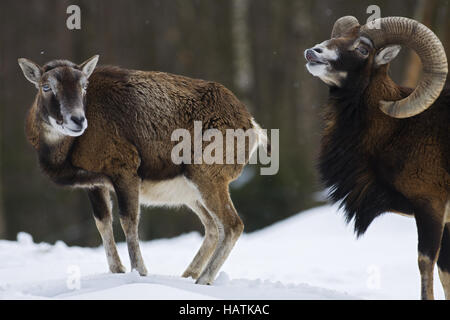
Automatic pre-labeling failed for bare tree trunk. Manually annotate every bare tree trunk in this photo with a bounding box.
[0,86,5,238]
[442,0,450,59]
[0,140,5,238]
[0,8,6,238]
[232,0,253,105]
[402,0,438,87]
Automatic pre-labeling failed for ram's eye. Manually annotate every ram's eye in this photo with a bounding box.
[42,84,51,92]
[82,83,88,91]
[356,45,369,56]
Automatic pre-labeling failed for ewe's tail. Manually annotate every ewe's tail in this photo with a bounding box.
[250,118,271,158]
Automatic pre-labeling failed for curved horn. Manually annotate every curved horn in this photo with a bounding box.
[360,17,448,118]
[331,16,360,38]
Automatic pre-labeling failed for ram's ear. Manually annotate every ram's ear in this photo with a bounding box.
[375,45,401,66]
[18,58,42,88]
[79,55,99,78]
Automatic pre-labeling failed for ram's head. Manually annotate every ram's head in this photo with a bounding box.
[305,16,448,118]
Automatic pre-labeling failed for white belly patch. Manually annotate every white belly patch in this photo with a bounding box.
[139,176,201,208]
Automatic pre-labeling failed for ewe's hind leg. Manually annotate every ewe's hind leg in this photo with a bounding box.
[195,180,244,285]
[437,202,450,299]
[414,200,447,300]
[87,187,126,273]
[113,176,148,276]
[182,201,219,279]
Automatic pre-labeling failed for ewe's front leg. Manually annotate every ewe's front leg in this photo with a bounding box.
[88,187,126,274]
[113,176,148,276]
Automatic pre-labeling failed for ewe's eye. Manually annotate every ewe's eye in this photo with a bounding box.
[356,45,369,56]
[42,84,51,92]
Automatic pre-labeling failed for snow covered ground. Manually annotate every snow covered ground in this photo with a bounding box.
[0,204,445,300]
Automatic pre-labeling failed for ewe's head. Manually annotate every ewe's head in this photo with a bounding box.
[18,55,99,136]
[305,16,448,118]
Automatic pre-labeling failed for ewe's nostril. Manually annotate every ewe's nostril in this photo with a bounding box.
[71,116,85,126]
[313,47,323,54]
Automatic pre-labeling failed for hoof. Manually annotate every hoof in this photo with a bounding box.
[110,264,126,274]
[195,276,213,285]
[134,266,148,276]
[182,270,200,280]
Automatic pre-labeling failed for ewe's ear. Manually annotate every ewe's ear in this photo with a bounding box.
[79,55,99,78]
[375,45,401,66]
[18,58,42,88]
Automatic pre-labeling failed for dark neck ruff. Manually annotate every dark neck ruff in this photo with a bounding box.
[318,89,409,236]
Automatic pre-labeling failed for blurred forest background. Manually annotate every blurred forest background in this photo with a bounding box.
[0,0,449,246]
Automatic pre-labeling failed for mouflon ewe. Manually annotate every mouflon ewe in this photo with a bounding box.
[18,56,267,285]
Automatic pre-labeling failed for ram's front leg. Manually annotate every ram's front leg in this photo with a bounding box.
[414,199,447,300]
[112,175,148,276]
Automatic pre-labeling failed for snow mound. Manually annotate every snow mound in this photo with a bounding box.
[0,204,445,299]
